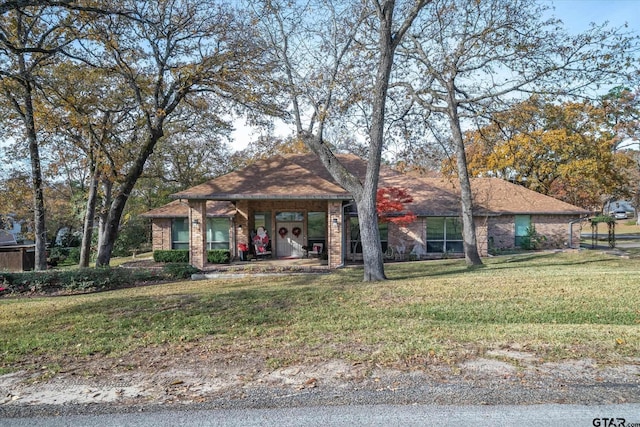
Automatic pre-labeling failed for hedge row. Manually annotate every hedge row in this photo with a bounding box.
[153,249,231,264]
[0,268,164,295]
[0,264,203,296]
[153,249,189,263]
[207,249,230,264]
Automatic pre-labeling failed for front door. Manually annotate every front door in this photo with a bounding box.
[276,221,304,258]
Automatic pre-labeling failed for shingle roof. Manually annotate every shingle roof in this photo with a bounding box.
[153,153,589,217]
[402,177,591,216]
[140,200,235,218]
[171,154,354,200]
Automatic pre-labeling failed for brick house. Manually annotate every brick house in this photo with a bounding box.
[142,153,590,269]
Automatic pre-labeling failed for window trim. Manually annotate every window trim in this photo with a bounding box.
[348,216,388,254]
[426,216,464,254]
[171,218,189,250]
[206,217,230,250]
[514,215,531,248]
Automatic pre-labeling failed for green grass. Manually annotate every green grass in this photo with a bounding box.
[1,251,639,374]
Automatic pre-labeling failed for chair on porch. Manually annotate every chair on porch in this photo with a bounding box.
[308,243,323,258]
[253,226,271,260]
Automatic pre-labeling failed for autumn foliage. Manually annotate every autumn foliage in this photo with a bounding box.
[376,187,417,225]
[455,97,636,210]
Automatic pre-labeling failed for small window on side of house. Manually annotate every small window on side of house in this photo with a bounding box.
[171,218,189,250]
[514,215,531,247]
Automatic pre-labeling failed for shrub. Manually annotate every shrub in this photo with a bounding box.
[153,249,189,263]
[47,247,70,266]
[520,225,547,250]
[163,262,199,279]
[207,249,230,264]
[68,247,81,264]
[0,268,164,295]
[112,217,150,257]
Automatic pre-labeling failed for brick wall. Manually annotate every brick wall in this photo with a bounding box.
[328,201,343,268]
[151,218,172,251]
[386,217,490,259]
[387,219,427,259]
[532,214,583,249]
[487,214,585,251]
[474,217,489,256]
[487,216,514,250]
[188,200,207,269]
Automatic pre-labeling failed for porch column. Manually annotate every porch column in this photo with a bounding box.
[328,201,344,268]
[189,200,207,269]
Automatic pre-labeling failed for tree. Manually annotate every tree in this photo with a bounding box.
[0,4,78,269]
[397,0,636,266]
[462,97,635,209]
[72,0,279,266]
[253,0,429,281]
[601,86,640,219]
[37,60,137,267]
[376,187,416,225]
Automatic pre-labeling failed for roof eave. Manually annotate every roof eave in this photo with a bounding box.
[170,194,353,201]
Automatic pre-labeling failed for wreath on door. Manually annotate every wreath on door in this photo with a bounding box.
[292,227,301,237]
[278,227,288,238]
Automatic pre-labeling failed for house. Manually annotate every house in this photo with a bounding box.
[142,153,591,269]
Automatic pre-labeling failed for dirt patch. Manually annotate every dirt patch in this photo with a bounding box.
[2,344,639,410]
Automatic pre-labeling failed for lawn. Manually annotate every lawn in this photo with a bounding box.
[1,250,638,375]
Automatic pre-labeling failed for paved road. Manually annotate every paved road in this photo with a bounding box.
[2,404,640,427]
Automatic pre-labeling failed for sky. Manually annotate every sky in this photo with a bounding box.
[230,0,640,151]
[547,0,640,33]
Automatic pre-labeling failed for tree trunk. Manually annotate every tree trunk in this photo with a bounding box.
[95,131,161,266]
[357,190,386,281]
[446,83,483,266]
[79,164,99,268]
[97,178,112,255]
[354,1,396,282]
[22,81,47,270]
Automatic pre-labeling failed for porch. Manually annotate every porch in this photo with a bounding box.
[199,255,330,274]
[187,198,346,270]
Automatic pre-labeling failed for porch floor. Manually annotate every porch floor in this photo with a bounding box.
[201,256,329,273]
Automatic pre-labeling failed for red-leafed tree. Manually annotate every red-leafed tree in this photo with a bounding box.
[377,187,417,225]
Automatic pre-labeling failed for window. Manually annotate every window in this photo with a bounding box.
[349,217,388,253]
[254,213,271,231]
[171,218,189,250]
[206,218,230,250]
[275,212,304,222]
[426,217,463,253]
[307,212,326,239]
[307,211,326,251]
[514,215,531,247]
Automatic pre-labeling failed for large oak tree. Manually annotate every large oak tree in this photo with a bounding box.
[253,0,429,281]
[396,0,636,265]
[72,0,279,266]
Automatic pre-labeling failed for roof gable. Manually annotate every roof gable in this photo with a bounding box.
[171,155,351,200]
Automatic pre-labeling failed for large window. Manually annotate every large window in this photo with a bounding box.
[349,217,388,253]
[307,212,326,239]
[171,218,189,249]
[207,218,230,250]
[514,215,531,247]
[426,217,463,253]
